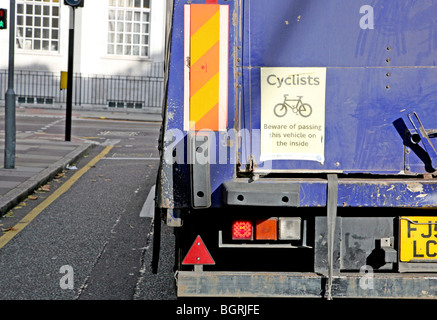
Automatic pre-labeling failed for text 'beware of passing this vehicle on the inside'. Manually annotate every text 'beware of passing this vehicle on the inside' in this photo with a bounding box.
[151,0,437,299]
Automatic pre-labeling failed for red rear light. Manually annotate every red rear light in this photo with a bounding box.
[232,220,253,240]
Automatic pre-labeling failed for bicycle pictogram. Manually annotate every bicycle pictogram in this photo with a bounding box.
[273,94,312,118]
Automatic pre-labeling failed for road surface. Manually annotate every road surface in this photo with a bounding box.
[0,110,177,300]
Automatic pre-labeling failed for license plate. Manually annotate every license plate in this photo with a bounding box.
[400,216,437,262]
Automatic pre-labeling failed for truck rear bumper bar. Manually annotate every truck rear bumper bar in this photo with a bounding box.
[177,271,437,299]
[222,178,437,208]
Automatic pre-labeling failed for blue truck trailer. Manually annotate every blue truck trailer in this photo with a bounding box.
[153,0,437,299]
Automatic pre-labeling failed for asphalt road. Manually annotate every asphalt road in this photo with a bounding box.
[0,111,177,300]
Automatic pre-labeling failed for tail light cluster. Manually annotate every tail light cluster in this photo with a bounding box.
[232,217,301,241]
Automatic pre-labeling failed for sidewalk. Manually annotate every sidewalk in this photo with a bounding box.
[0,107,162,215]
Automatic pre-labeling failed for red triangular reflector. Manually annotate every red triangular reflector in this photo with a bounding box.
[182,235,215,265]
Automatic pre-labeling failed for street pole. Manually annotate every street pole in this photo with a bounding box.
[4,0,16,169]
[65,6,75,142]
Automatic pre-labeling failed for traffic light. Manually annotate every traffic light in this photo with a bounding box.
[64,0,84,7]
[0,8,7,30]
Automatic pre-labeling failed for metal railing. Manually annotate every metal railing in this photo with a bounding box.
[0,63,164,110]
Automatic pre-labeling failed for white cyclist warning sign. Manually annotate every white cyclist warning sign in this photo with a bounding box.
[260,67,327,164]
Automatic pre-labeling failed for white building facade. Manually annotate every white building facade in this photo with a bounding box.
[0,0,166,110]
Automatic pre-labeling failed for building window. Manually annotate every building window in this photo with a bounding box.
[16,0,60,52]
[108,0,150,58]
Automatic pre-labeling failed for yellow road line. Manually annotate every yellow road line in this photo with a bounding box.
[0,145,113,250]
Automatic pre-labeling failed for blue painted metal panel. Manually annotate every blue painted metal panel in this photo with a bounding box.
[242,67,437,174]
[300,179,437,208]
[239,0,437,175]
[243,0,437,68]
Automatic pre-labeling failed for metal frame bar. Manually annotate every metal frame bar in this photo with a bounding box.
[217,230,312,249]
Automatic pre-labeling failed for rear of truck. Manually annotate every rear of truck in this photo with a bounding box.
[155,0,437,299]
